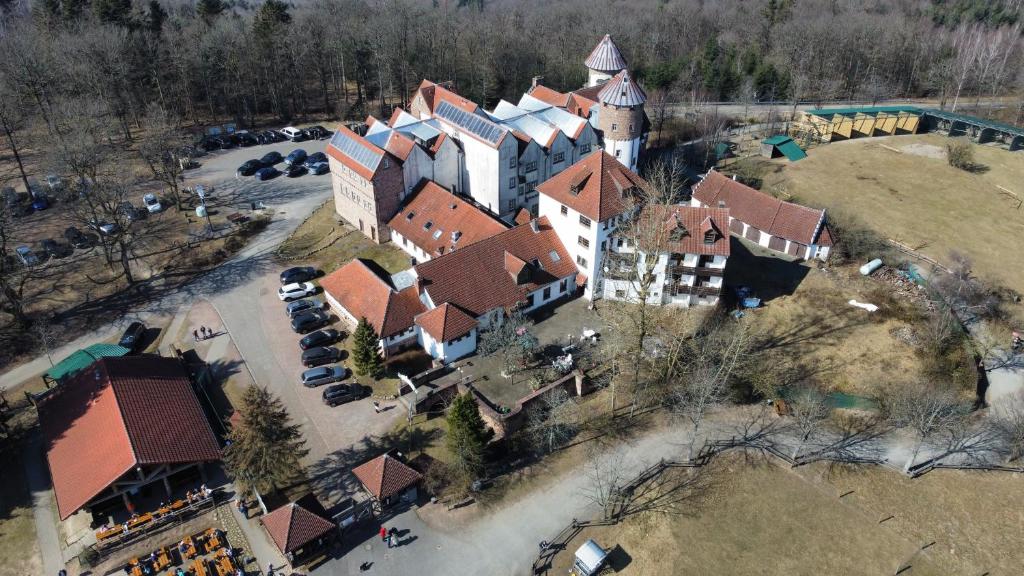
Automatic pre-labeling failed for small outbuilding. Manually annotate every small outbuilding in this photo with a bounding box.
[760,135,806,161]
[352,453,422,509]
[261,494,338,567]
[572,539,608,576]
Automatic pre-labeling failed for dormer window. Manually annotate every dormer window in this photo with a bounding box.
[704,230,718,244]
[531,258,541,269]
[406,211,415,220]
[424,221,433,230]
[432,229,443,240]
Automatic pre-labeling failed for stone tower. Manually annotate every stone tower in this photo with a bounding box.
[595,70,647,172]
[584,35,627,87]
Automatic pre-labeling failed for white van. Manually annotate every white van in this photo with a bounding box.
[280,126,305,141]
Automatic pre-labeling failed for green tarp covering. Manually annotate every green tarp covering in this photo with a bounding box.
[805,106,923,119]
[45,343,130,383]
[775,139,807,161]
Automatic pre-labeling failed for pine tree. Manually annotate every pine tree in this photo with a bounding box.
[446,393,494,479]
[146,0,167,33]
[93,0,134,26]
[253,0,291,36]
[195,0,225,24]
[352,317,383,378]
[223,386,309,508]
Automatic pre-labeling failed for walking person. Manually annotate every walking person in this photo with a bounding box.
[389,532,398,549]
[373,401,381,414]
[193,329,199,342]
[379,526,387,542]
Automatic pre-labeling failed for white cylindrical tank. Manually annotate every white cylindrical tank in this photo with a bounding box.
[859,258,883,276]
[196,205,207,218]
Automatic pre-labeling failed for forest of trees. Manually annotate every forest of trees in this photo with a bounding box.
[0,0,1021,139]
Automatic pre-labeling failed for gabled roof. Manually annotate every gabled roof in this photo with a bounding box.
[352,454,423,500]
[327,125,387,180]
[692,170,828,246]
[598,70,647,107]
[642,205,731,257]
[45,342,130,383]
[535,151,652,221]
[415,303,478,342]
[415,80,479,115]
[388,181,508,258]
[320,259,425,338]
[527,85,570,108]
[585,34,627,72]
[262,494,336,554]
[38,356,221,520]
[414,217,577,318]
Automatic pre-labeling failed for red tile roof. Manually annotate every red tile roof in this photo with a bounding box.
[528,85,570,108]
[352,454,423,500]
[38,356,221,520]
[388,181,508,259]
[535,151,652,221]
[513,208,533,226]
[320,259,425,338]
[415,80,478,115]
[262,494,336,554]
[642,205,731,256]
[384,131,416,162]
[415,303,478,342]
[692,170,828,245]
[414,217,577,318]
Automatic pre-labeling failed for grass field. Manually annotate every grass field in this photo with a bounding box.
[759,133,1024,320]
[553,454,1024,575]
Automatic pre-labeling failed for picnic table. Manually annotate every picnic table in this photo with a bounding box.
[96,525,122,541]
[203,528,223,553]
[212,550,234,576]
[226,212,248,225]
[180,535,198,559]
[127,513,153,529]
[192,559,210,576]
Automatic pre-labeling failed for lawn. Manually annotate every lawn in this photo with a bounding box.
[553,454,1024,575]
[759,133,1024,321]
[277,200,411,275]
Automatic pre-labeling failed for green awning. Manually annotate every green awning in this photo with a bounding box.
[776,139,807,161]
[45,343,131,382]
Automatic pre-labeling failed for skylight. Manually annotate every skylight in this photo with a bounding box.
[549,250,560,262]
[424,221,433,230]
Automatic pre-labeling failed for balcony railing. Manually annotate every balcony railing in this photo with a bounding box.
[670,284,722,297]
[668,265,725,276]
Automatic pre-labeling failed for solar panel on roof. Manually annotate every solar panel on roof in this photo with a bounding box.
[329,130,383,173]
[435,101,506,145]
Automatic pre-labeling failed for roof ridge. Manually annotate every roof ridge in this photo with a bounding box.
[105,360,144,466]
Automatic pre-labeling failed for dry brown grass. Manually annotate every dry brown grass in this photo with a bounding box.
[553,454,1023,575]
[760,133,1024,321]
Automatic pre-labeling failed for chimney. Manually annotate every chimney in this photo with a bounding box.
[532,75,544,89]
[718,200,726,208]
[529,219,539,233]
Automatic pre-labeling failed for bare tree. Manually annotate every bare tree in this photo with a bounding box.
[992,391,1024,463]
[0,202,33,328]
[137,104,191,211]
[880,381,966,472]
[0,76,33,196]
[477,308,537,383]
[521,388,581,455]
[580,449,628,520]
[786,384,831,460]
[947,23,985,112]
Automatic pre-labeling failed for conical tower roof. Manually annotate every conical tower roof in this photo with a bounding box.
[597,70,647,107]
[585,34,627,72]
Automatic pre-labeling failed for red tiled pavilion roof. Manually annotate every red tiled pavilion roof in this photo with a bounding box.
[352,454,422,500]
[262,494,336,555]
[415,303,478,342]
[38,356,221,520]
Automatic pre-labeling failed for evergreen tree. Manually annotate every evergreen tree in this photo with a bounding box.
[446,393,494,479]
[223,386,309,506]
[146,0,167,33]
[352,317,383,378]
[253,0,291,36]
[93,0,134,26]
[195,0,226,24]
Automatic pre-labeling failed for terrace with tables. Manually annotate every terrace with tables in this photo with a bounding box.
[122,528,240,576]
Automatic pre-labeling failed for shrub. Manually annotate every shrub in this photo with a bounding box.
[828,211,893,264]
[223,235,243,252]
[946,138,975,170]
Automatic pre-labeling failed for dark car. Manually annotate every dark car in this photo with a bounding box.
[302,346,342,368]
[255,167,280,181]
[301,365,349,388]
[237,159,262,176]
[284,164,307,178]
[322,383,367,406]
[299,328,341,350]
[267,129,287,142]
[306,125,331,140]
[64,226,95,249]
[285,149,307,166]
[280,266,318,284]
[31,194,49,211]
[291,310,329,334]
[199,136,222,151]
[286,297,324,318]
[260,151,284,166]
[308,162,329,176]
[219,134,239,149]
[236,131,258,147]
[40,239,71,259]
[304,152,327,168]
[118,321,146,352]
[118,201,144,222]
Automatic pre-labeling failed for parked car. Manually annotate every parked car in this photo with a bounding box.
[284,164,307,178]
[266,129,287,142]
[88,219,119,236]
[118,201,144,222]
[31,194,49,211]
[199,136,222,151]
[280,266,318,284]
[304,152,327,167]
[305,125,331,140]
[285,149,307,166]
[15,245,39,266]
[254,167,280,181]
[291,310,329,333]
[309,162,330,176]
[279,282,317,302]
[301,365,349,388]
[219,134,239,149]
[64,226,96,249]
[299,328,341,350]
[260,151,284,166]
[235,131,258,147]
[46,174,64,191]
[40,239,71,259]
[302,346,342,368]
[118,321,147,352]
[143,193,162,213]
[322,382,367,406]
[237,159,262,177]
[280,127,306,142]
[285,297,324,318]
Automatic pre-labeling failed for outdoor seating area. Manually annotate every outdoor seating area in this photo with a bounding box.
[97,488,215,543]
[124,528,239,576]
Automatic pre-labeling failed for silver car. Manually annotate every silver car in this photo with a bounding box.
[301,365,349,387]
